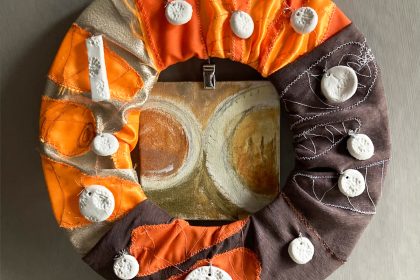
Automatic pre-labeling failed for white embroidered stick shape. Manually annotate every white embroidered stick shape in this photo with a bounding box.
[86,35,111,102]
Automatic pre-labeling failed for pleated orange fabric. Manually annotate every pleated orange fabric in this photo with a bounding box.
[135,0,350,75]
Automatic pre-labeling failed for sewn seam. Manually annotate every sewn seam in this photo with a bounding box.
[280,192,347,264]
[129,218,249,277]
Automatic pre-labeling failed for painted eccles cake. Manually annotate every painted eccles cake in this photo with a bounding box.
[39,0,391,279]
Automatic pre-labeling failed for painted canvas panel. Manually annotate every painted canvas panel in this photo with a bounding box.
[137,82,280,220]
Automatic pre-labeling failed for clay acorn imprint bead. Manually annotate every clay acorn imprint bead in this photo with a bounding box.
[230,11,254,39]
[185,265,232,280]
[91,133,119,156]
[347,132,375,160]
[79,185,115,223]
[338,169,366,197]
[113,253,140,280]
[288,236,315,264]
[290,7,318,34]
[165,0,193,26]
[321,66,358,103]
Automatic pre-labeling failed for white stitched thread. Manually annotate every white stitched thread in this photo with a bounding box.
[298,137,317,154]
[379,161,385,199]
[312,180,337,202]
[293,173,338,180]
[365,167,377,213]
[290,58,377,129]
[279,41,358,99]
[295,119,361,161]
[293,163,388,215]
[276,40,378,130]
[325,124,344,138]
[283,99,338,110]
[293,118,361,138]
[352,158,389,170]
[324,202,375,215]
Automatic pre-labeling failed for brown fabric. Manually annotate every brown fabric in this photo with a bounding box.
[83,199,173,279]
[84,195,345,280]
[270,23,391,261]
[84,23,390,279]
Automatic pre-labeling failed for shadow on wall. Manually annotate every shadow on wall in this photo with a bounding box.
[1,10,102,280]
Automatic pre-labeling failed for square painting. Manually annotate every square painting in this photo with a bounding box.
[136,82,280,220]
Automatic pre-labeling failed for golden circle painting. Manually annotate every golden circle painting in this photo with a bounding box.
[138,82,280,220]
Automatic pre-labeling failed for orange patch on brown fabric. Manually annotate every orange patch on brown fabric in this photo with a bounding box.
[129,218,249,276]
[168,247,262,280]
[48,24,143,100]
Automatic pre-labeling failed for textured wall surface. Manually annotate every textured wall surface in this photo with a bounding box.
[1,0,419,279]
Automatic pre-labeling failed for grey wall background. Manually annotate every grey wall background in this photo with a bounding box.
[1,0,419,279]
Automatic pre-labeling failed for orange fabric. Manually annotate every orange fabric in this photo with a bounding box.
[322,5,352,41]
[135,0,350,76]
[40,97,138,168]
[129,218,249,276]
[41,156,147,229]
[135,0,208,70]
[258,0,350,76]
[113,110,141,169]
[40,97,95,157]
[48,24,143,101]
[168,247,261,280]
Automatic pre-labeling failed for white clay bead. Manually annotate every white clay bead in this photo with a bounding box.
[288,236,314,264]
[92,133,119,156]
[185,265,232,280]
[165,0,193,26]
[113,253,140,280]
[230,11,254,39]
[347,133,374,160]
[290,7,318,34]
[79,185,115,223]
[338,169,366,197]
[321,66,358,103]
